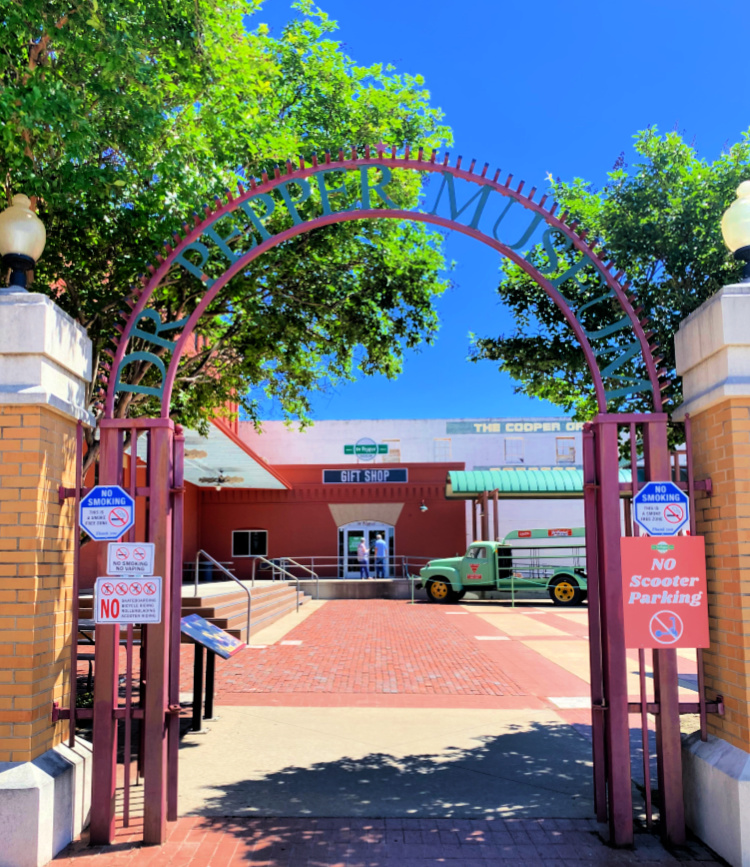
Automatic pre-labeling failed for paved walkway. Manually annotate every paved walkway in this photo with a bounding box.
[59,599,719,865]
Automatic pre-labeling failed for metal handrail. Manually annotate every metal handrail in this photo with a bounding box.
[194,549,252,641]
[275,556,320,600]
[251,556,302,613]
[251,554,438,580]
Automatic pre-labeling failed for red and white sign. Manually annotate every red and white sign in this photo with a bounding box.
[548,529,573,537]
[621,536,708,649]
[518,530,532,538]
[95,576,162,624]
[107,542,155,576]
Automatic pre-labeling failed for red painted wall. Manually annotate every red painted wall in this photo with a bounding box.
[190,462,465,581]
[81,461,465,587]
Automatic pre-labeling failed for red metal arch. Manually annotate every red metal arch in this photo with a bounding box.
[103,150,668,418]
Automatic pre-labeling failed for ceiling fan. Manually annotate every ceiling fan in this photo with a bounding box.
[198,470,244,490]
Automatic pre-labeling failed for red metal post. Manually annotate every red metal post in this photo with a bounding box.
[143,421,174,844]
[594,415,633,846]
[90,425,123,845]
[582,424,608,824]
[644,418,686,845]
[167,426,185,821]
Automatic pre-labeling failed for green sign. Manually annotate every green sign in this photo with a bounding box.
[344,443,388,455]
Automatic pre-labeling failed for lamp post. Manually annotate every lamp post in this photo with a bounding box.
[0,194,46,292]
[721,180,750,282]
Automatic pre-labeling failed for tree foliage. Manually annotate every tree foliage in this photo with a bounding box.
[1,0,452,468]
[473,128,750,417]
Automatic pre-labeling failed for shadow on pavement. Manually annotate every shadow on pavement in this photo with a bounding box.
[183,720,596,819]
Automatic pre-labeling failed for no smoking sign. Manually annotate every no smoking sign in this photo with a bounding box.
[80,486,135,541]
[95,576,162,624]
[633,481,690,536]
[107,542,155,576]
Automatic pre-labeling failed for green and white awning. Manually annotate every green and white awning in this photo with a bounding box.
[446,468,633,499]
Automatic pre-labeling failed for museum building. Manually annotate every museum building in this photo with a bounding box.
[81,415,586,587]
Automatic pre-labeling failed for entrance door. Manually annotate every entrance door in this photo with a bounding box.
[338,522,394,577]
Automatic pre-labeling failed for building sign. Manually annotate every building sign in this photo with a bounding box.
[621,536,709,648]
[323,469,408,484]
[343,438,389,458]
[80,485,136,541]
[107,542,155,576]
[94,576,162,625]
[447,420,585,435]
[633,481,690,536]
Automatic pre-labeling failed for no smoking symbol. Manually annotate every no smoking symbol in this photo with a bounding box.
[108,508,130,528]
[144,582,157,596]
[133,547,147,561]
[664,504,684,524]
[115,547,129,561]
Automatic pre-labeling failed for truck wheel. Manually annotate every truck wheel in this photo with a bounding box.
[426,579,458,604]
[549,577,583,606]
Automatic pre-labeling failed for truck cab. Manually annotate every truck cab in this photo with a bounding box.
[418,528,587,605]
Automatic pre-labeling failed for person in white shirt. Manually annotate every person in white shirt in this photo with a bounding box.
[357,538,370,579]
[374,533,388,578]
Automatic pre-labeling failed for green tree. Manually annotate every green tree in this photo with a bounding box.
[473,128,750,417]
[1,0,452,469]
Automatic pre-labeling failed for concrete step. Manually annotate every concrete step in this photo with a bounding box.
[182,586,300,621]
[180,581,292,608]
[209,589,308,632]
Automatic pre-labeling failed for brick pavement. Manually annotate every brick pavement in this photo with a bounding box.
[60,600,720,866]
[179,600,527,698]
[56,816,724,865]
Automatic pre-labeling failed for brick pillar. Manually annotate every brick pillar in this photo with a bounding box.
[674,283,750,867]
[0,291,93,866]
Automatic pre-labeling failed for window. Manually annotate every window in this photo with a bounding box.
[504,437,524,464]
[232,530,268,557]
[433,437,452,461]
[381,438,401,463]
[466,546,488,560]
[556,437,576,464]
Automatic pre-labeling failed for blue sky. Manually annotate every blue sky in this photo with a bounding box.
[254,0,750,421]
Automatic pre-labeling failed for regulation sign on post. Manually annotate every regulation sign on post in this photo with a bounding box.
[621,536,709,648]
[107,542,155,576]
[633,481,690,536]
[95,576,162,624]
[80,485,135,541]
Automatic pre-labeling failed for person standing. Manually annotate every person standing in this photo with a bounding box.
[357,538,370,579]
[374,533,388,578]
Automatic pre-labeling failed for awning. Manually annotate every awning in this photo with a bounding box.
[132,419,291,490]
[446,468,633,499]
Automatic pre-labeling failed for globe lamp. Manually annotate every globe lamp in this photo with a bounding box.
[721,181,750,283]
[0,194,46,291]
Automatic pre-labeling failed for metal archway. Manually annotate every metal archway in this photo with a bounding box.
[90,149,683,850]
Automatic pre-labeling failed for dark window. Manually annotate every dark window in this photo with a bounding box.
[232,530,268,558]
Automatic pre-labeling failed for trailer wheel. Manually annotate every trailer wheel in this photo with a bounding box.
[426,579,458,604]
[549,576,583,606]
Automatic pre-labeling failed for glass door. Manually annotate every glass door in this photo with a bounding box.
[338,522,395,578]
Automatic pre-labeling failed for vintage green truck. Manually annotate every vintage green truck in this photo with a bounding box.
[417,527,587,605]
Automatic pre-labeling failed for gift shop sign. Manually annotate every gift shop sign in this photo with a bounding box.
[95,576,162,624]
[620,536,708,649]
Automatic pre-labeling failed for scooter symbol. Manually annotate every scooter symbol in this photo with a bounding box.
[649,611,684,645]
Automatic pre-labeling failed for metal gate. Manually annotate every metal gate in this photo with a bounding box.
[57,410,722,847]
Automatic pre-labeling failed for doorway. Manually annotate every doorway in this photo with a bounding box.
[338,521,395,577]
